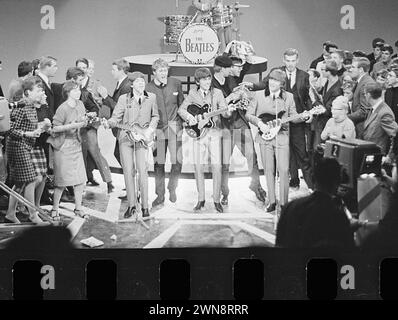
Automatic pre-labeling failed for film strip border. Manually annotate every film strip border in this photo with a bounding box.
[1,249,398,300]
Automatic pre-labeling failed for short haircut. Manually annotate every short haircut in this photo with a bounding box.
[75,58,89,68]
[353,57,371,73]
[283,48,299,58]
[376,68,389,80]
[17,61,33,78]
[62,80,79,99]
[374,41,384,50]
[323,40,332,47]
[66,67,85,80]
[22,75,43,96]
[39,56,57,70]
[325,60,339,76]
[113,59,130,74]
[381,44,394,55]
[332,95,349,110]
[308,68,320,79]
[194,67,212,83]
[230,56,243,66]
[313,157,342,188]
[372,37,385,48]
[331,50,345,60]
[151,58,168,73]
[325,43,338,53]
[352,50,367,58]
[365,82,383,99]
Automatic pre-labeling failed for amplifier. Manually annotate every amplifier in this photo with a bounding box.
[323,137,382,189]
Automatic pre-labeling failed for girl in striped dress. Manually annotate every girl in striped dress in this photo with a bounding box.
[5,76,49,223]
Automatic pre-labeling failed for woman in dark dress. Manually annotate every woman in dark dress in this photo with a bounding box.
[5,76,49,223]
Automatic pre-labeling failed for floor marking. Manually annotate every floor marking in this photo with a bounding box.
[66,217,85,240]
[143,221,183,249]
[233,221,276,245]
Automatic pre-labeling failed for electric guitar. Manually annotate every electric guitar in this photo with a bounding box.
[258,105,326,141]
[184,99,250,139]
[101,118,155,148]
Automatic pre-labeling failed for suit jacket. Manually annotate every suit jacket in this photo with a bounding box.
[101,77,132,136]
[384,87,398,120]
[252,66,312,114]
[362,101,398,155]
[102,76,132,113]
[275,191,355,249]
[348,73,375,137]
[108,90,159,143]
[36,75,55,121]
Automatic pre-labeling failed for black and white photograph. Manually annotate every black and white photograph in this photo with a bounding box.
[0,0,397,301]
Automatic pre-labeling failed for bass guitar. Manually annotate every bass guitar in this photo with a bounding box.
[184,98,250,139]
[258,105,325,141]
[101,118,155,148]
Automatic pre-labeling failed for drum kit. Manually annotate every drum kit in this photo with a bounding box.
[163,1,250,64]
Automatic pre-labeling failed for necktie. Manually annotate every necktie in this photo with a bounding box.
[286,73,292,92]
[138,97,142,105]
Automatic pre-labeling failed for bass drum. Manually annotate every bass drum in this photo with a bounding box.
[178,23,219,64]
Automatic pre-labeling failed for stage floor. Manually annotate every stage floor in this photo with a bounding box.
[0,171,311,249]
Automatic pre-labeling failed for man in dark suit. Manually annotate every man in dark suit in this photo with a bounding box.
[348,57,376,138]
[97,59,132,164]
[97,59,132,199]
[363,82,398,159]
[367,37,385,73]
[275,157,356,249]
[385,68,398,121]
[246,48,314,191]
[35,56,58,204]
[312,60,343,148]
[309,41,338,70]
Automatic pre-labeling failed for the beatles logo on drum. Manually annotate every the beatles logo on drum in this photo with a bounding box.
[179,23,219,64]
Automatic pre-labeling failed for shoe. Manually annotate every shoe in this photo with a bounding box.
[214,202,223,213]
[266,202,277,213]
[141,208,150,218]
[169,190,177,203]
[74,209,89,219]
[221,194,228,206]
[152,196,165,207]
[118,194,128,200]
[87,178,100,186]
[123,206,135,219]
[249,185,266,202]
[107,182,114,193]
[4,214,21,224]
[193,200,205,211]
[29,212,43,224]
[50,209,61,221]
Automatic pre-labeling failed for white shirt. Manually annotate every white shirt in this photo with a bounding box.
[286,68,297,88]
[36,71,50,88]
[200,89,209,99]
[270,90,281,100]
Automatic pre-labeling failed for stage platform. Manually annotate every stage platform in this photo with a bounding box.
[125,53,267,92]
[0,170,311,249]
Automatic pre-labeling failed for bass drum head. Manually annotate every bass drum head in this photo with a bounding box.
[178,23,220,64]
